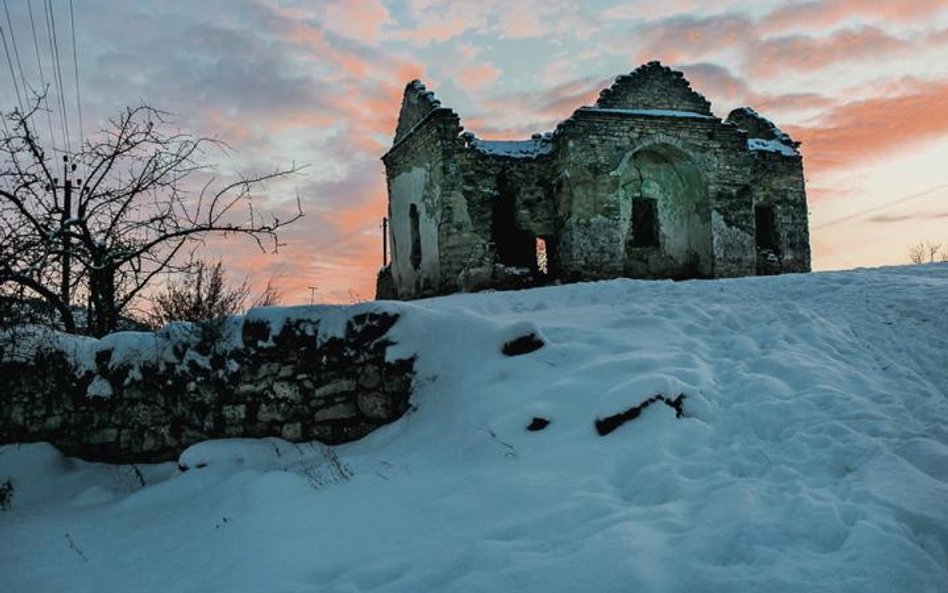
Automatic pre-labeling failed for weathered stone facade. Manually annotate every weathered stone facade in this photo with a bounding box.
[0,310,414,463]
[380,61,811,299]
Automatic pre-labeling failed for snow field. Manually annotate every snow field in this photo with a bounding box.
[1,265,947,592]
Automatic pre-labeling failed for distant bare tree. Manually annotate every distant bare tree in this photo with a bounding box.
[145,260,282,328]
[145,260,248,328]
[0,97,303,337]
[253,278,282,308]
[908,241,948,264]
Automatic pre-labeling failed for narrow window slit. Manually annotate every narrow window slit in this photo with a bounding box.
[754,205,778,252]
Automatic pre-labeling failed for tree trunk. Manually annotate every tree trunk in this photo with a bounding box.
[89,262,117,337]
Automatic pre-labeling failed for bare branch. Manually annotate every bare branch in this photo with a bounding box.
[0,97,306,336]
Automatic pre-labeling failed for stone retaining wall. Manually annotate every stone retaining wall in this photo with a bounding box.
[0,310,414,463]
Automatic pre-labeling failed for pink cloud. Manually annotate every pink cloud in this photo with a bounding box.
[457,63,501,91]
[761,0,948,32]
[387,11,482,46]
[747,27,911,78]
[497,4,549,39]
[787,78,948,173]
[323,0,390,43]
[749,92,835,114]
[633,14,754,64]
[473,75,611,137]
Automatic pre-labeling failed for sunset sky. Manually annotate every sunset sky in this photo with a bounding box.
[2,0,947,303]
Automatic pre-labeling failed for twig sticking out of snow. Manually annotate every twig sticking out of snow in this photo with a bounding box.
[64,533,89,562]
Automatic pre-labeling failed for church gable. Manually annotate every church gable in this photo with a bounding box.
[595,61,713,116]
[393,80,444,145]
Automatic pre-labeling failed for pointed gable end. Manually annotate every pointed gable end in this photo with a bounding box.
[595,61,713,116]
[393,80,444,145]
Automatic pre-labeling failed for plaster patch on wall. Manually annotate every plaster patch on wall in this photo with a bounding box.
[389,165,441,294]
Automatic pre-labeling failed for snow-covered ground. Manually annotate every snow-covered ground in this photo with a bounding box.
[2,265,947,593]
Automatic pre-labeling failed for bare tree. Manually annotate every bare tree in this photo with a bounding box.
[145,260,249,328]
[0,98,303,336]
[145,259,283,329]
[252,278,282,308]
[908,241,948,265]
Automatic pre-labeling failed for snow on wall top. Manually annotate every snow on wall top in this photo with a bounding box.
[595,61,713,116]
[241,300,406,348]
[467,133,554,159]
[747,138,800,157]
[578,107,718,120]
[727,107,800,157]
[0,301,412,400]
[393,80,446,145]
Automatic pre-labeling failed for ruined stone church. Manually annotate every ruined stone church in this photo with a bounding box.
[378,61,810,300]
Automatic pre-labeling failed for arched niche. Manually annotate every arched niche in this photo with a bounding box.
[618,143,712,278]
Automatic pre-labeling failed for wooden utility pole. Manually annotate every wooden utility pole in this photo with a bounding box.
[56,155,81,306]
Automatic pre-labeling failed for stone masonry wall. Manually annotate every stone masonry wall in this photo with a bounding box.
[748,151,811,274]
[383,88,465,299]
[595,62,714,115]
[727,108,811,275]
[442,140,555,291]
[0,310,414,463]
[551,109,755,281]
[380,61,811,299]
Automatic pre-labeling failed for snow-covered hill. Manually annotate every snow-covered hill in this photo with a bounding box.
[2,265,947,593]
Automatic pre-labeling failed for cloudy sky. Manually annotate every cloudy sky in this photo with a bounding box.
[2,0,947,303]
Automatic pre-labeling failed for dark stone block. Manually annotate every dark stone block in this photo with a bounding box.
[241,319,271,349]
[526,417,550,431]
[502,333,545,356]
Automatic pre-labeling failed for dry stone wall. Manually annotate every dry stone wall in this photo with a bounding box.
[0,310,414,463]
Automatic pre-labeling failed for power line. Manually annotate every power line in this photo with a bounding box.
[813,183,948,231]
[27,0,56,145]
[0,22,24,113]
[47,0,70,151]
[43,0,69,151]
[67,0,81,141]
[0,104,10,137]
[2,0,30,100]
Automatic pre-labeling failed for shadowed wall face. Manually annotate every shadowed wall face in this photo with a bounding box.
[621,148,712,278]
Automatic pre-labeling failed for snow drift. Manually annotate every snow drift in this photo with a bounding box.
[1,265,947,592]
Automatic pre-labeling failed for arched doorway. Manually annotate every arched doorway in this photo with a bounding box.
[619,145,712,278]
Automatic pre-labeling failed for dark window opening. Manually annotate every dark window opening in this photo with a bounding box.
[755,205,778,253]
[491,179,535,269]
[631,198,660,248]
[409,204,421,270]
